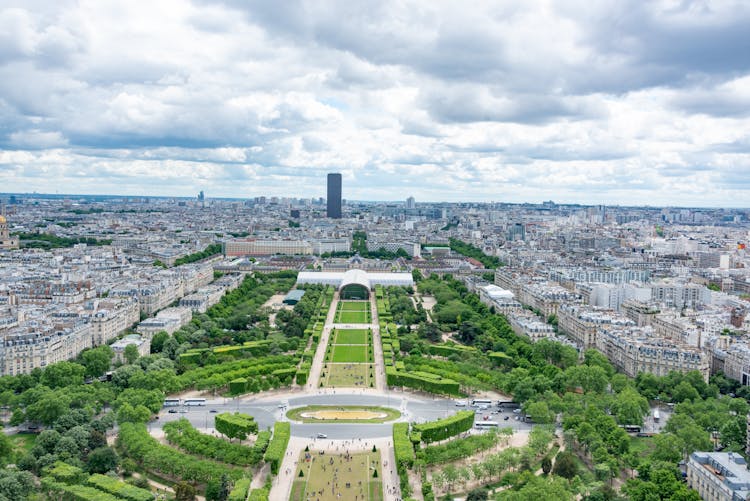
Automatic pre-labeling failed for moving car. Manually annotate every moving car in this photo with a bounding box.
[316,433,327,439]
[168,409,178,414]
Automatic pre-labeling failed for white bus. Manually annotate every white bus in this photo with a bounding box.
[163,398,181,407]
[471,399,493,407]
[184,398,207,406]
[475,421,499,429]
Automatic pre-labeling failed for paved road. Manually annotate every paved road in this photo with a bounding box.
[153,392,533,438]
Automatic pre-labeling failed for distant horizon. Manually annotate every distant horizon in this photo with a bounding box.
[1,191,748,211]
[2,3,750,208]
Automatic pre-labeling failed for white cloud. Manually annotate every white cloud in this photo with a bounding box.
[0,0,748,206]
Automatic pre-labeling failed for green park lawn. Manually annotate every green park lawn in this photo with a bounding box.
[329,345,371,363]
[339,301,370,312]
[336,310,371,323]
[334,329,370,344]
[323,363,372,387]
[289,450,382,501]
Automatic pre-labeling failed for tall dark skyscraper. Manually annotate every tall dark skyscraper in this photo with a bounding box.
[327,173,342,218]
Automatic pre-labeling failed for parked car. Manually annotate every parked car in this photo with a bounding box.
[168,409,178,414]
[209,409,218,413]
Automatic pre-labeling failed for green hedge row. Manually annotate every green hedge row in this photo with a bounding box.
[165,418,269,466]
[117,423,242,483]
[228,478,251,501]
[393,422,414,470]
[87,474,153,501]
[426,343,477,357]
[248,488,270,500]
[180,339,274,364]
[41,478,120,501]
[264,422,291,474]
[413,410,475,444]
[46,461,86,484]
[386,367,461,396]
[420,428,504,465]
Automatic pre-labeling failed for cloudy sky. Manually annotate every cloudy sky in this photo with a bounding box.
[0,0,749,206]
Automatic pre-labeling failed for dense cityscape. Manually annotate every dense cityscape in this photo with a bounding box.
[0,178,750,500]
[3,1,750,500]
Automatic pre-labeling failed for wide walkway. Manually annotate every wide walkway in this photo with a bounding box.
[306,292,340,390]
[270,435,400,501]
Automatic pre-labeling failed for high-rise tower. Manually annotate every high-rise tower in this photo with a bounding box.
[327,173,342,218]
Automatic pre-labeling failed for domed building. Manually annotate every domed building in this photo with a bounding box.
[0,214,20,250]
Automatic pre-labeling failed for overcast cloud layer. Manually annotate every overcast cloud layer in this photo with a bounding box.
[1,0,749,206]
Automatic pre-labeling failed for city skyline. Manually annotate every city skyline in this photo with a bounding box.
[0,2,749,206]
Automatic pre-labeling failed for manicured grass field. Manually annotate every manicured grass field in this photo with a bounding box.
[323,363,372,387]
[335,301,372,324]
[286,405,399,423]
[334,329,370,344]
[289,450,383,501]
[339,301,370,312]
[337,311,371,323]
[330,345,370,363]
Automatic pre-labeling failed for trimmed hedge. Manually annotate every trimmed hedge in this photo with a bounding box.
[228,478,251,501]
[87,474,153,501]
[426,343,477,357]
[229,378,247,395]
[42,478,120,501]
[215,412,258,439]
[421,429,503,465]
[413,410,475,444]
[248,488,270,500]
[46,461,87,484]
[264,422,291,474]
[117,423,242,483]
[393,422,414,469]
[386,367,461,396]
[164,418,267,466]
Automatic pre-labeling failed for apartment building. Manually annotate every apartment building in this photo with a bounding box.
[557,304,635,349]
[0,319,91,376]
[595,326,708,380]
[223,239,313,257]
[478,284,523,315]
[687,452,750,501]
[87,298,140,345]
[509,314,556,342]
[111,334,151,363]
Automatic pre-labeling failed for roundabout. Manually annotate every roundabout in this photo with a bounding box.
[286,405,401,423]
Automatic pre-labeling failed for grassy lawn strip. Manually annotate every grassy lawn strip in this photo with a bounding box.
[331,345,370,363]
[334,329,370,344]
[290,450,382,501]
[325,363,371,387]
[339,301,370,311]
[286,405,400,423]
[336,310,371,323]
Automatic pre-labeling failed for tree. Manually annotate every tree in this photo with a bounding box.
[466,487,489,501]
[151,331,170,354]
[81,346,114,378]
[175,481,197,501]
[124,344,140,365]
[26,392,71,426]
[672,381,700,403]
[552,451,578,479]
[0,433,13,461]
[88,446,119,473]
[40,361,85,388]
[541,456,552,475]
[525,401,555,424]
[612,387,650,426]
